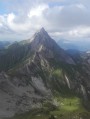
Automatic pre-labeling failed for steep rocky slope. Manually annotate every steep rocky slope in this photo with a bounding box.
[0,28,90,118]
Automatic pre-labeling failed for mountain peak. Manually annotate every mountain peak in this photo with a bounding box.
[30,27,51,43]
[40,27,46,32]
[37,27,48,36]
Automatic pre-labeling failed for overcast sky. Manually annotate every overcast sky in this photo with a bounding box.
[0,0,90,41]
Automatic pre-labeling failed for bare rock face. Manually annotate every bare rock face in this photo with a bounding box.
[0,72,51,118]
[29,28,75,65]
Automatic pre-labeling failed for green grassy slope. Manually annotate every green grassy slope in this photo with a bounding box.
[8,97,90,119]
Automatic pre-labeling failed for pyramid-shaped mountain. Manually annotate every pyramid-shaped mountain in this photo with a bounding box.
[0,28,90,118]
[0,28,75,72]
[27,28,75,65]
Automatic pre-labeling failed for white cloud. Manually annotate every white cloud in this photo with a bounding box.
[7,13,32,32]
[68,26,90,38]
[28,4,49,18]
[1,0,90,42]
[76,4,86,9]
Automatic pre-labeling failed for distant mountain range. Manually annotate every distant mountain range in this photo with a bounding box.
[0,41,11,49]
[0,28,90,118]
[57,39,90,51]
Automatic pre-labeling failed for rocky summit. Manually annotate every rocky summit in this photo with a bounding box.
[0,28,90,118]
